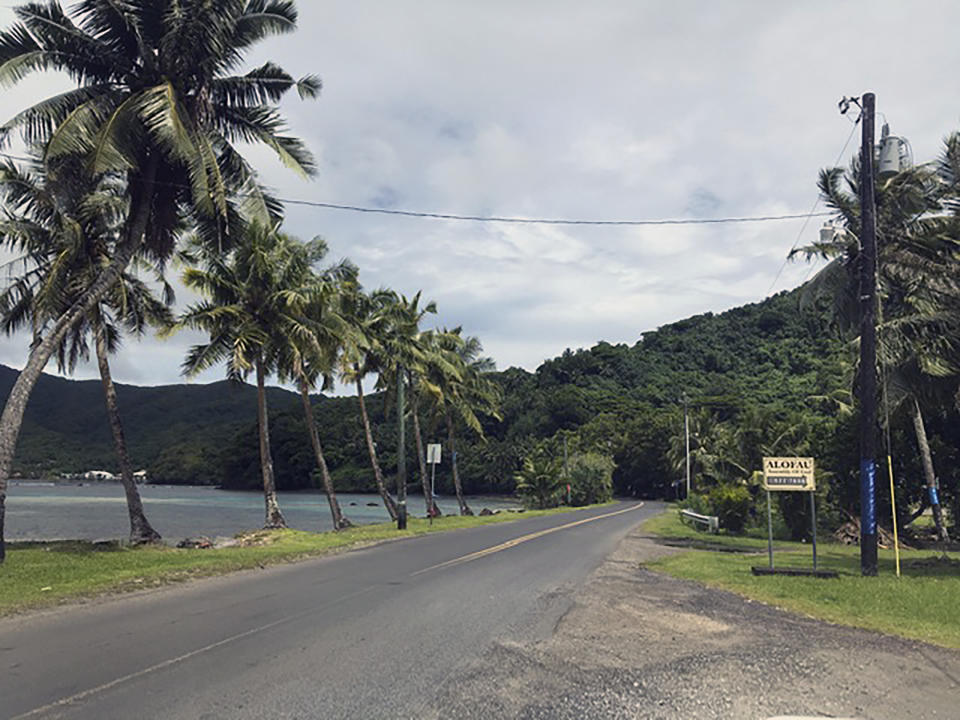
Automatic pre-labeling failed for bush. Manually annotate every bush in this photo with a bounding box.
[683,484,751,533]
[567,453,614,506]
[515,455,563,509]
[708,483,752,533]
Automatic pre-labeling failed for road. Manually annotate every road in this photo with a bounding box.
[0,501,658,719]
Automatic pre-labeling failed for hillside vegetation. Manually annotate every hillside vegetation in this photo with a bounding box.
[6,288,835,489]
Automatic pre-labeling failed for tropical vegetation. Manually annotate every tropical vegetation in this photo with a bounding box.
[0,0,958,570]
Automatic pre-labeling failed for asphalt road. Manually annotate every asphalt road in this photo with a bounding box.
[0,500,659,720]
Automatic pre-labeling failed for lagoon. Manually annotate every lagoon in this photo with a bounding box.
[6,482,521,542]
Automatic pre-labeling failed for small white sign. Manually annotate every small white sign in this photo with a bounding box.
[427,444,442,464]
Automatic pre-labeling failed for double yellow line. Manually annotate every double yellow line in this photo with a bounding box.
[411,502,644,577]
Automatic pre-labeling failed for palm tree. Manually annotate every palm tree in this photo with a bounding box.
[0,0,318,561]
[431,331,503,516]
[374,292,441,517]
[0,158,170,544]
[409,328,466,517]
[794,139,960,541]
[176,223,324,529]
[275,241,359,531]
[339,290,398,520]
[515,455,562,510]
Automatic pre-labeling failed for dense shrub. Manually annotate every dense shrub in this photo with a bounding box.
[685,484,751,533]
[708,483,752,533]
[567,453,615,506]
[515,455,563,509]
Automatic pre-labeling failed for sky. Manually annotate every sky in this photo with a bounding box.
[1,0,960,391]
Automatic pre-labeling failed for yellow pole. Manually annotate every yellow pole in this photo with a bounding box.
[887,454,901,577]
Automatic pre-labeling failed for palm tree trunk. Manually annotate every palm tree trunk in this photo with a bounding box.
[300,380,350,530]
[256,359,286,529]
[356,377,397,520]
[446,408,472,516]
[911,397,949,542]
[95,324,161,545]
[0,158,158,563]
[411,384,439,517]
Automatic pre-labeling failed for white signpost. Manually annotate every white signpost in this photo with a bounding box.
[427,444,442,524]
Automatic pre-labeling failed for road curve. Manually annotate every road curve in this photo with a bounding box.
[0,500,660,719]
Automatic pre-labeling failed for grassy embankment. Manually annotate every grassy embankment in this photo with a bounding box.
[0,505,604,616]
[642,507,960,649]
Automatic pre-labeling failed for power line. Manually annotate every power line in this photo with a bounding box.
[276,199,833,226]
[0,149,832,227]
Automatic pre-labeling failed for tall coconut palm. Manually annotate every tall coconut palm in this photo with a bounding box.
[275,241,359,531]
[0,157,170,544]
[374,292,439,516]
[176,223,324,529]
[0,0,318,561]
[430,330,503,516]
[339,289,398,520]
[410,328,464,517]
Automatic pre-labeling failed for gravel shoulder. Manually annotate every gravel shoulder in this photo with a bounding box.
[429,526,960,719]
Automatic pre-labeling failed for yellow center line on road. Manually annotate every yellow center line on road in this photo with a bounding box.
[410,502,645,577]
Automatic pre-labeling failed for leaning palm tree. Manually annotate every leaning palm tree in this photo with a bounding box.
[0,0,318,561]
[430,330,503,516]
[176,223,324,529]
[338,289,399,520]
[0,158,170,544]
[374,292,440,517]
[409,328,463,517]
[275,241,359,531]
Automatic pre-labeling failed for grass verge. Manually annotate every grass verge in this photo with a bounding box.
[643,507,960,650]
[0,505,602,617]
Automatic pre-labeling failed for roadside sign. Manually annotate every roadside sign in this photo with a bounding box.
[427,444,442,464]
[762,457,815,492]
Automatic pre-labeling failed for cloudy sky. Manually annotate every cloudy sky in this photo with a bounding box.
[2,0,959,390]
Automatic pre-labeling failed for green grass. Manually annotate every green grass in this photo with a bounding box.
[643,508,960,649]
[0,505,599,616]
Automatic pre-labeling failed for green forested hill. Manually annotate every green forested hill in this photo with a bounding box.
[3,288,851,496]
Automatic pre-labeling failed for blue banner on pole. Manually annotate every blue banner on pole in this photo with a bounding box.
[929,486,940,507]
[860,459,876,534]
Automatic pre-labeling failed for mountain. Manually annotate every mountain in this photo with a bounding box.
[2,289,846,494]
[0,366,300,483]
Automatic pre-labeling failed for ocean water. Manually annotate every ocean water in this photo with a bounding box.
[5,483,521,542]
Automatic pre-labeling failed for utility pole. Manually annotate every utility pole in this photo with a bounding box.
[858,92,879,576]
[396,366,407,530]
[683,394,691,500]
[563,434,570,504]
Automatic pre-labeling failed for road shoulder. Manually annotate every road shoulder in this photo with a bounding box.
[430,526,960,719]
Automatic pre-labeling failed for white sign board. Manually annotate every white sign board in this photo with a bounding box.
[427,444,442,464]
[762,457,815,492]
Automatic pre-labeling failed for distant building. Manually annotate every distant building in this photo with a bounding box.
[83,470,117,481]
[133,470,148,483]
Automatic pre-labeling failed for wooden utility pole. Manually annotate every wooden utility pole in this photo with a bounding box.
[858,92,879,576]
[683,394,691,499]
[396,366,408,530]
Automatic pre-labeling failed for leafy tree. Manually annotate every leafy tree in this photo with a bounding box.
[0,0,317,561]
[566,453,614,506]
